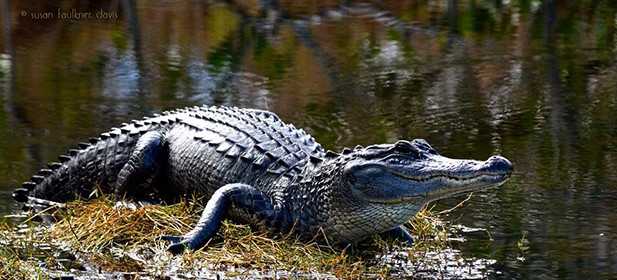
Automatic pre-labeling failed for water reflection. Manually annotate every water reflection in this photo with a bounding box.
[1,0,617,279]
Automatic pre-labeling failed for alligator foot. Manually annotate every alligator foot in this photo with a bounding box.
[382,225,414,246]
[160,235,191,254]
[167,240,191,255]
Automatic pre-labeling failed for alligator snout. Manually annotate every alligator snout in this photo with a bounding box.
[480,155,513,175]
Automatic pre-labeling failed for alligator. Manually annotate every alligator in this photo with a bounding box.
[12,105,512,254]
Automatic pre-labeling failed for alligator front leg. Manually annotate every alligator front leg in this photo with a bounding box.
[164,183,291,255]
[114,131,165,200]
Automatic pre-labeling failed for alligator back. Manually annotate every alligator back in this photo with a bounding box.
[14,106,326,203]
[162,106,325,198]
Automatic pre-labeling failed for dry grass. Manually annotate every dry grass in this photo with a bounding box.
[0,194,470,279]
[51,196,200,252]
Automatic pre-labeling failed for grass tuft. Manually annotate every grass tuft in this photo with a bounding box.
[51,196,199,252]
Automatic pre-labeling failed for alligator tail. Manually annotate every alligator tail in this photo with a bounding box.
[12,122,160,203]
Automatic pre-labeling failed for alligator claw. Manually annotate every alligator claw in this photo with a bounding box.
[160,235,191,254]
[167,240,190,255]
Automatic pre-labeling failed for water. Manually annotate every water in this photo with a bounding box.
[1,1,616,279]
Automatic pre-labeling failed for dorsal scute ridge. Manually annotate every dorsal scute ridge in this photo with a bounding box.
[180,107,322,176]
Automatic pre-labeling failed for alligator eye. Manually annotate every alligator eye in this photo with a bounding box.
[394,140,418,155]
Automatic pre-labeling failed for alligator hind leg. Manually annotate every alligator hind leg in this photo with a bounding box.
[163,183,291,255]
[114,131,165,200]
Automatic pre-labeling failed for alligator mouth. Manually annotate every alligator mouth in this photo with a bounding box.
[364,155,512,205]
[390,170,510,184]
[396,171,509,200]
[366,172,510,205]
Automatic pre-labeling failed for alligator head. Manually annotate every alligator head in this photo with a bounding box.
[346,139,512,204]
[322,139,512,242]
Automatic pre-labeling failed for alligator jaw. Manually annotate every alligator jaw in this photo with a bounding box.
[404,155,511,203]
[419,172,510,203]
[354,155,513,205]
[365,173,510,205]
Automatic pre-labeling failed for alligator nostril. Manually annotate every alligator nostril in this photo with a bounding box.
[485,156,513,173]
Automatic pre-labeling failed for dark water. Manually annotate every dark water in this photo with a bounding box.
[1,1,616,279]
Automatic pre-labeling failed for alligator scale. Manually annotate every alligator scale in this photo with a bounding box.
[12,105,512,253]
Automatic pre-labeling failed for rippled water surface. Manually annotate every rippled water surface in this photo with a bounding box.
[1,1,616,279]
